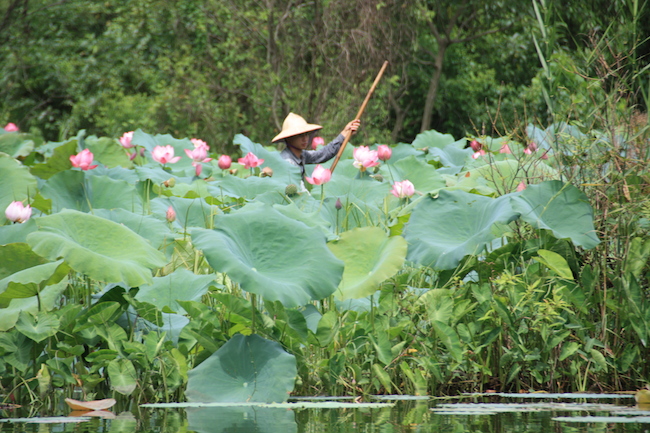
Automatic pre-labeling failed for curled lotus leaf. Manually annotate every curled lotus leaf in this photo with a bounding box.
[26,209,167,287]
[191,204,343,307]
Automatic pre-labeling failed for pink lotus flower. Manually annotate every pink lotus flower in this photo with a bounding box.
[472,149,486,159]
[152,145,181,164]
[516,181,527,192]
[353,146,379,171]
[119,131,135,148]
[391,180,415,199]
[166,206,176,222]
[470,140,482,152]
[312,136,325,150]
[70,149,98,170]
[238,152,264,169]
[528,142,538,152]
[4,123,18,132]
[191,138,209,151]
[305,164,331,185]
[540,150,549,160]
[218,154,232,170]
[184,146,211,163]
[377,145,392,161]
[5,201,32,223]
[499,143,512,154]
[523,147,532,155]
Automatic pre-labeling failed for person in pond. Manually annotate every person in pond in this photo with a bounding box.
[273,112,360,178]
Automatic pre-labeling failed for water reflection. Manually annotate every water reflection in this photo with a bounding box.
[2,396,649,433]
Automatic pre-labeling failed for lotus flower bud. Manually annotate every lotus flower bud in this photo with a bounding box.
[285,184,298,196]
[335,198,342,210]
[470,140,482,152]
[166,206,176,222]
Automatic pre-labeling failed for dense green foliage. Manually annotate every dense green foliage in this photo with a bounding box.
[0,0,649,412]
[1,0,647,148]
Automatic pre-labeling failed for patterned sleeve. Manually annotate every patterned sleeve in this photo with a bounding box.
[303,134,345,164]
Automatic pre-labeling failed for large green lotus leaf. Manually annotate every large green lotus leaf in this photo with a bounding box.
[186,333,297,403]
[88,174,143,212]
[207,176,286,201]
[26,210,167,287]
[191,205,343,307]
[511,180,600,249]
[469,159,559,193]
[0,133,35,159]
[134,165,185,185]
[412,130,460,150]
[40,170,87,211]
[187,406,297,433]
[273,202,336,240]
[384,142,425,164]
[234,134,301,185]
[325,175,390,209]
[0,279,67,331]
[135,268,215,314]
[90,165,140,184]
[150,196,220,230]
[168,179,213,199]
[327,227,407,300]
[318,195,385,233]
[0,243,49,279]
[404,190,518,270]
[0,219,38,245]
[0,260,69,306]
[426,145,473,174]
[92,208,172,249]
[0,154,39,224]
[85,135,133,168]
[379,155,446,194]
[29,140,78,180]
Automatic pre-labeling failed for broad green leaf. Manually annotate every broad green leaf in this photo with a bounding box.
[534,249,574,279]
[0,154,38,225]
[412,130,458,150]
[135,268,215,314]
[431,320,462,362]
[0,218,38,245]
[0,260,69,308]
[107,358,138,395]
[15,311,60,343]
[0,282,67,331]
[87,174,143,213]
[186,334,297,403]
[29,140,77,180]
[92,208,172,249]
[511,180,600,249]
[624,237,650,279]
[0,243,49,279]
[85,135,133,168]
[559,341,580,361]
[191,205,343,307]
[27,210,167,287]
[150,196,220,230]
[404,190,518,270]
[315,310,339,347]
[416,289,455,324]
[207,176,286,201]
[379,155,446,194]
[73,302,123,333]
[327,227,407,300]
[39,170,87,212]
[0,133,35,158]
[469,159,559,193]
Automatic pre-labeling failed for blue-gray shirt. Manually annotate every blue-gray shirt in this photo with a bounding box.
[280,134,345,177]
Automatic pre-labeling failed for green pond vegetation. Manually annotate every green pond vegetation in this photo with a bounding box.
[0,0,649,419]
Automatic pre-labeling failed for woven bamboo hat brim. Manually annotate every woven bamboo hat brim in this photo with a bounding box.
[272,113,322,142]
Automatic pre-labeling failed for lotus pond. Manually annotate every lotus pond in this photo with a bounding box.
[2,393,649,432]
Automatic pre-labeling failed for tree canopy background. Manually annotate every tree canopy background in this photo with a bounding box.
[0,0,648,152]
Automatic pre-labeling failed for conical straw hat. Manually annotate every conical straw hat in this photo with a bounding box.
[272,113,322,142]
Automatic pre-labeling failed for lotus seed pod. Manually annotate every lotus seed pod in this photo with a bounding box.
[372,174,384,182]
[261,167,274,177]
[163,178,176,188]
[285,184,298,196]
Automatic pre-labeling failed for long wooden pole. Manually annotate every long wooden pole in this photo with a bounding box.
[329,60,389,173]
